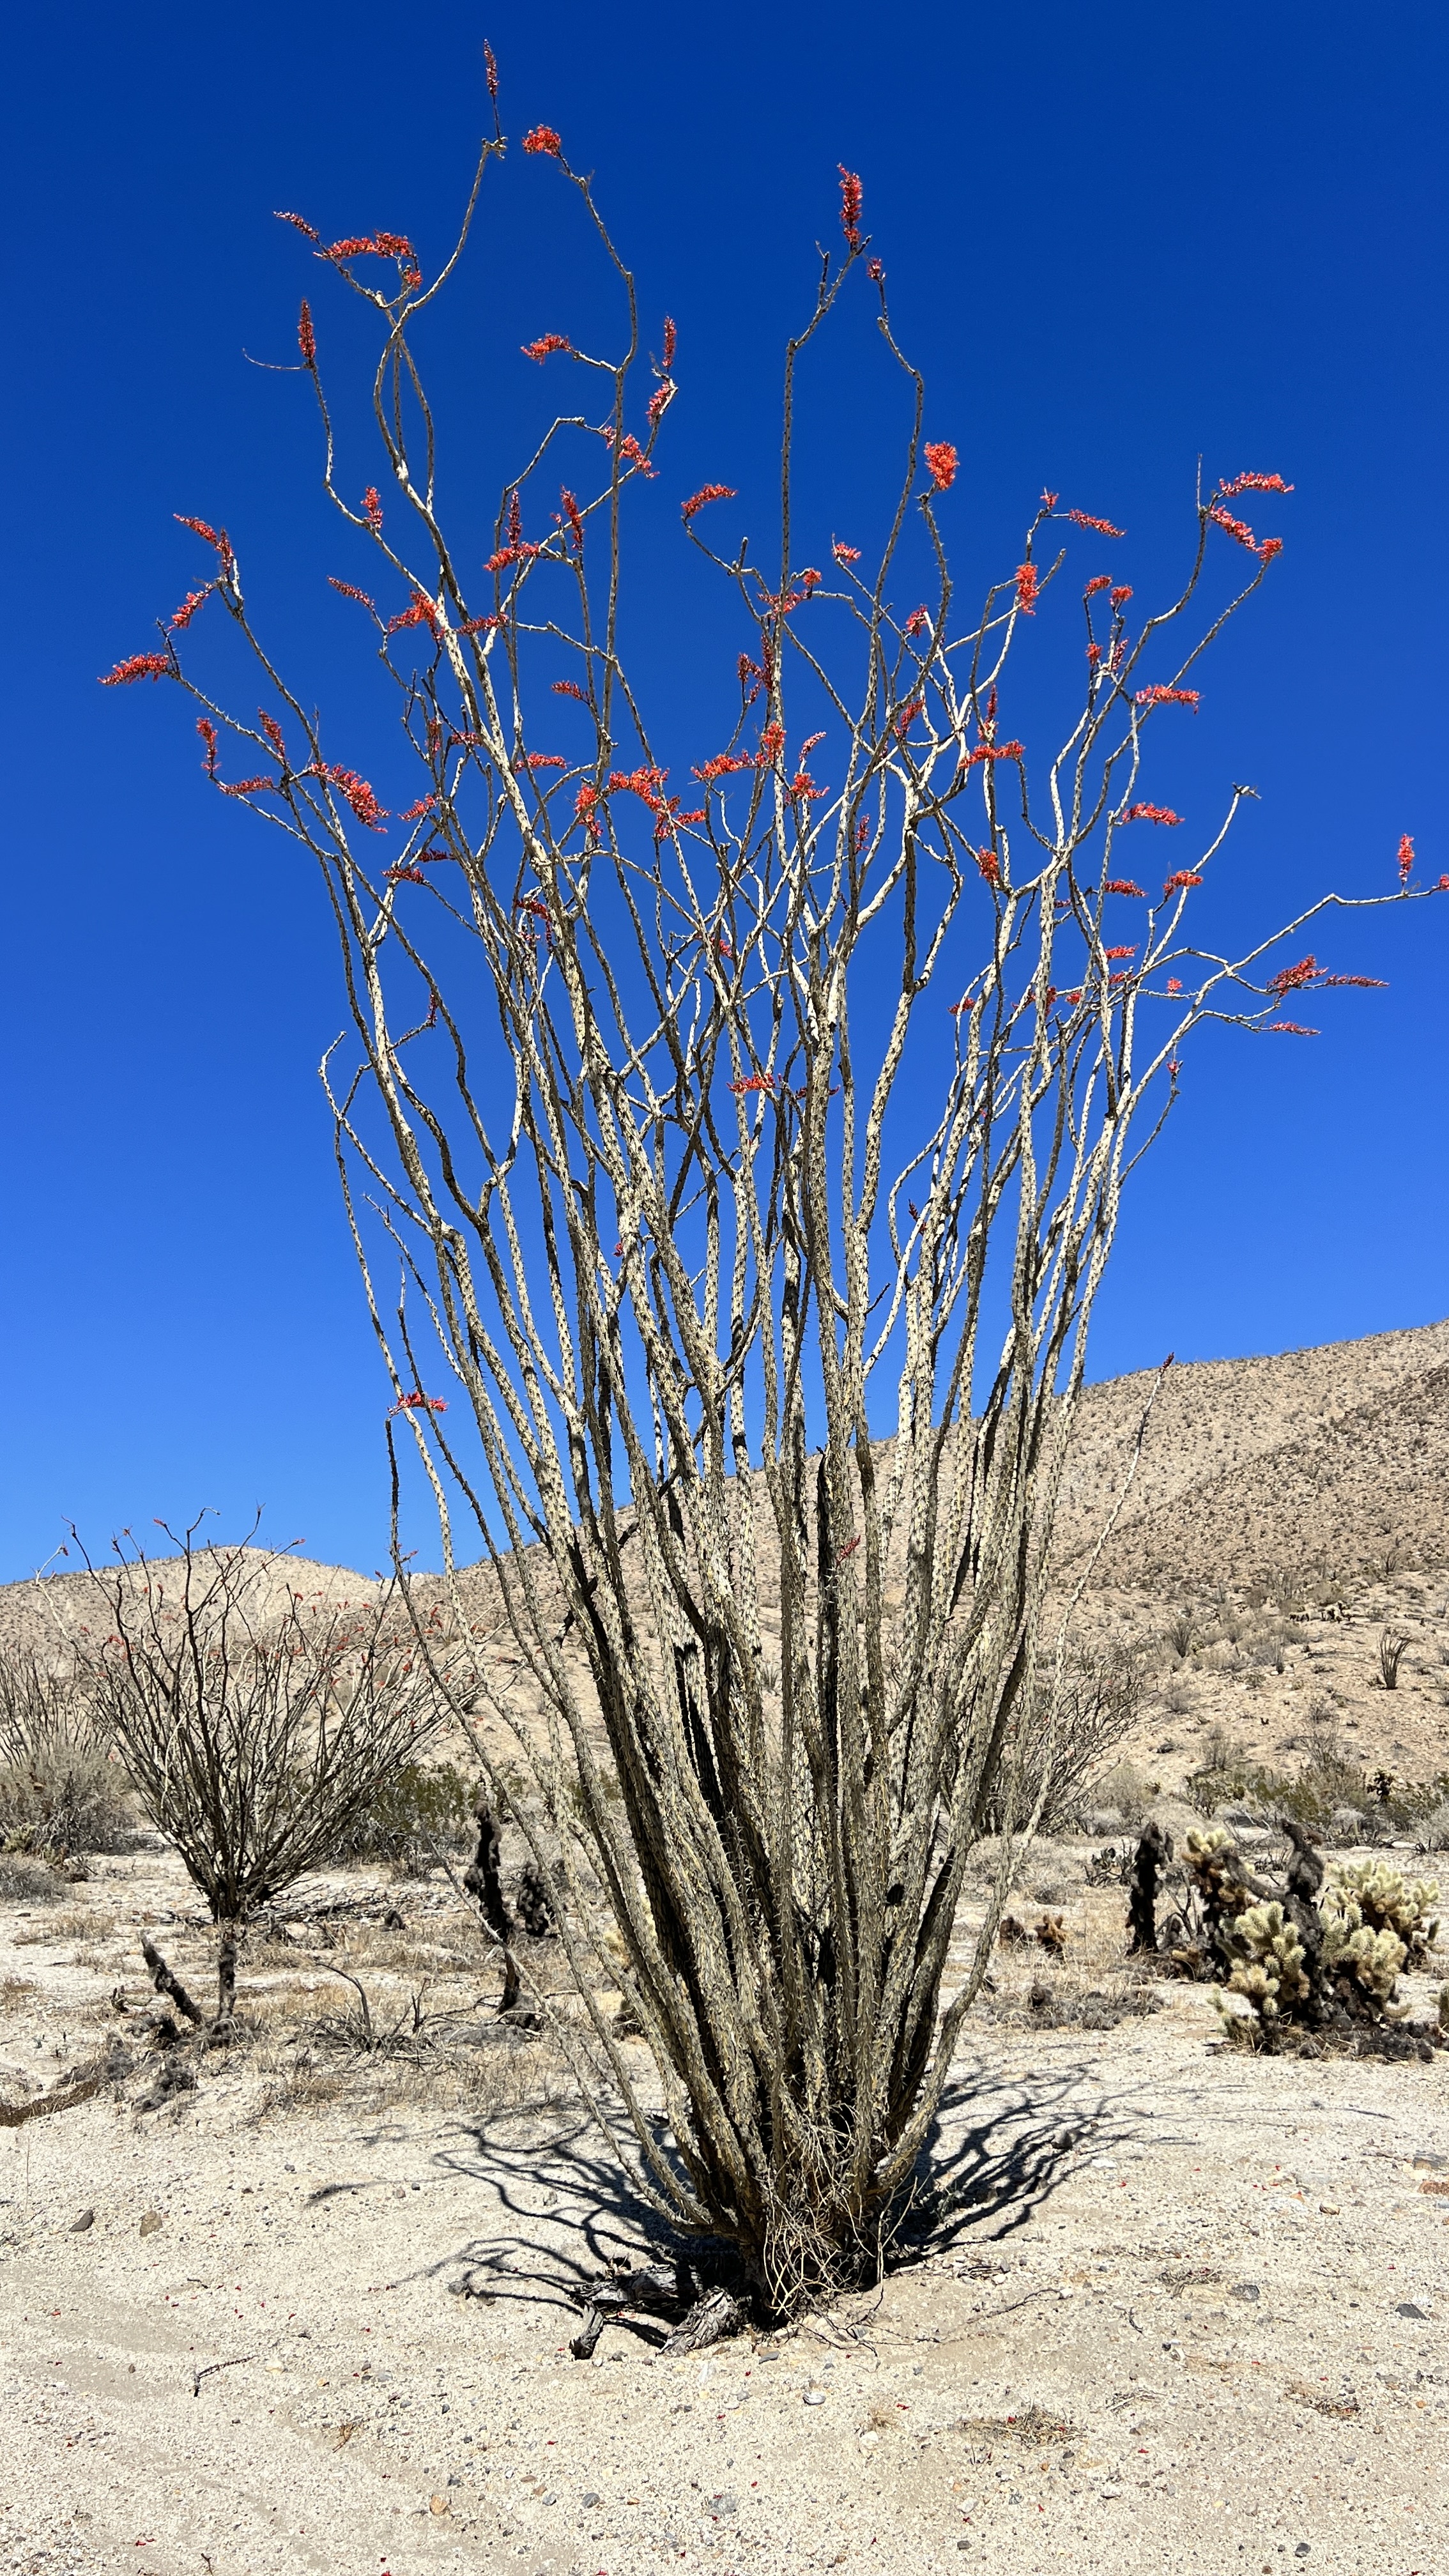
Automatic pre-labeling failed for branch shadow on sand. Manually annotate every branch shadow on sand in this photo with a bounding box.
[367,2057,1135,2334]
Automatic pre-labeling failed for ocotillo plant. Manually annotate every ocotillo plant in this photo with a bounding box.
[101,79,1432,2304]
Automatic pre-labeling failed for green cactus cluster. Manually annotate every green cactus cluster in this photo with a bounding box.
[1219,1900,1311,2023]
[1181,1834,1443,2045]
[1324,1860,1440,1963]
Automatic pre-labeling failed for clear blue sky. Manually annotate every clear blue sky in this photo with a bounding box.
[2,1,1445,1582]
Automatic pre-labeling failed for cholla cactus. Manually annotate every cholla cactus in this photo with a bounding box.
[1325,1861,1440,1963]
[1220,1899,1311,2025]
[1321,1917,1409,2012]
[1184,1825,1255,1922]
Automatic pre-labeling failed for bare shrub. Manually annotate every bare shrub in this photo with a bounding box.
[0,1854,63,1904]
[73,1525,470,2025]
[985,1646,1143,1832]
[105,102,1420,2308]
[1090,1759,1149,1830]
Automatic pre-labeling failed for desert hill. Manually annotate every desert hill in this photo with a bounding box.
[4,1319,1447,1669]
[0,1549,379,1668]
[1053,1316,1449,1593]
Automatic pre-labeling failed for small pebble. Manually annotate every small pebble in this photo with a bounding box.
[802,2389,826,2405]
[70,2208,95,2234]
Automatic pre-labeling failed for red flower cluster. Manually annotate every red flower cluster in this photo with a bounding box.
[1105,880,1145,897]
[298,300,316,368]
[645,381,673,431]
[175,514,234,569]
[1103,946,1137,962]
[662,316,677,369]
[275,210,319,239]
[522,333,572,362]
[681,484,737,523]
[962,740,1025,767]
[553,679,589,702]
[323,231,415,262]
[868,257,884,283]
[484,542,541,572]
[838,166,864,251]
[522,125,563,156]
[756,721,786,767]
[561,489,585,553]
[904,606,930,637]
[976,847,1000,886]
[694,752,753,785]
[1065,508,1125,537]
[314,764,387,829]
[1135,685,1200,710]
[1162,871,1204,894]
[1084,574,1112,598]
[197,716,219,777]
[328,577,375,608]
[923,442,958,493]
[833,539,862,564]
[1123,804,1182,826]
[521,753,566,771]
[385,864,429,885]
[259,711,287,758]
[1265,954,1319,1000]
[362,487,383,533]
[1220,472,1294,496]
[387,592,444,638]
[1015,563,1040,615]
[602,429,654,475]
[100,652,171,686]
[730,1072,776,1096]
[1206,500,1261,552]
[398,795,439,821]
[1398,832,1415,885]
[392,1392,447,1413]
[484,40,499,101]
[1266,1021,1319,1037]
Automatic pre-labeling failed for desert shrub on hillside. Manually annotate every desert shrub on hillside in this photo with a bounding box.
[330,1759,479,1873]
[0,1650,134,1859]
